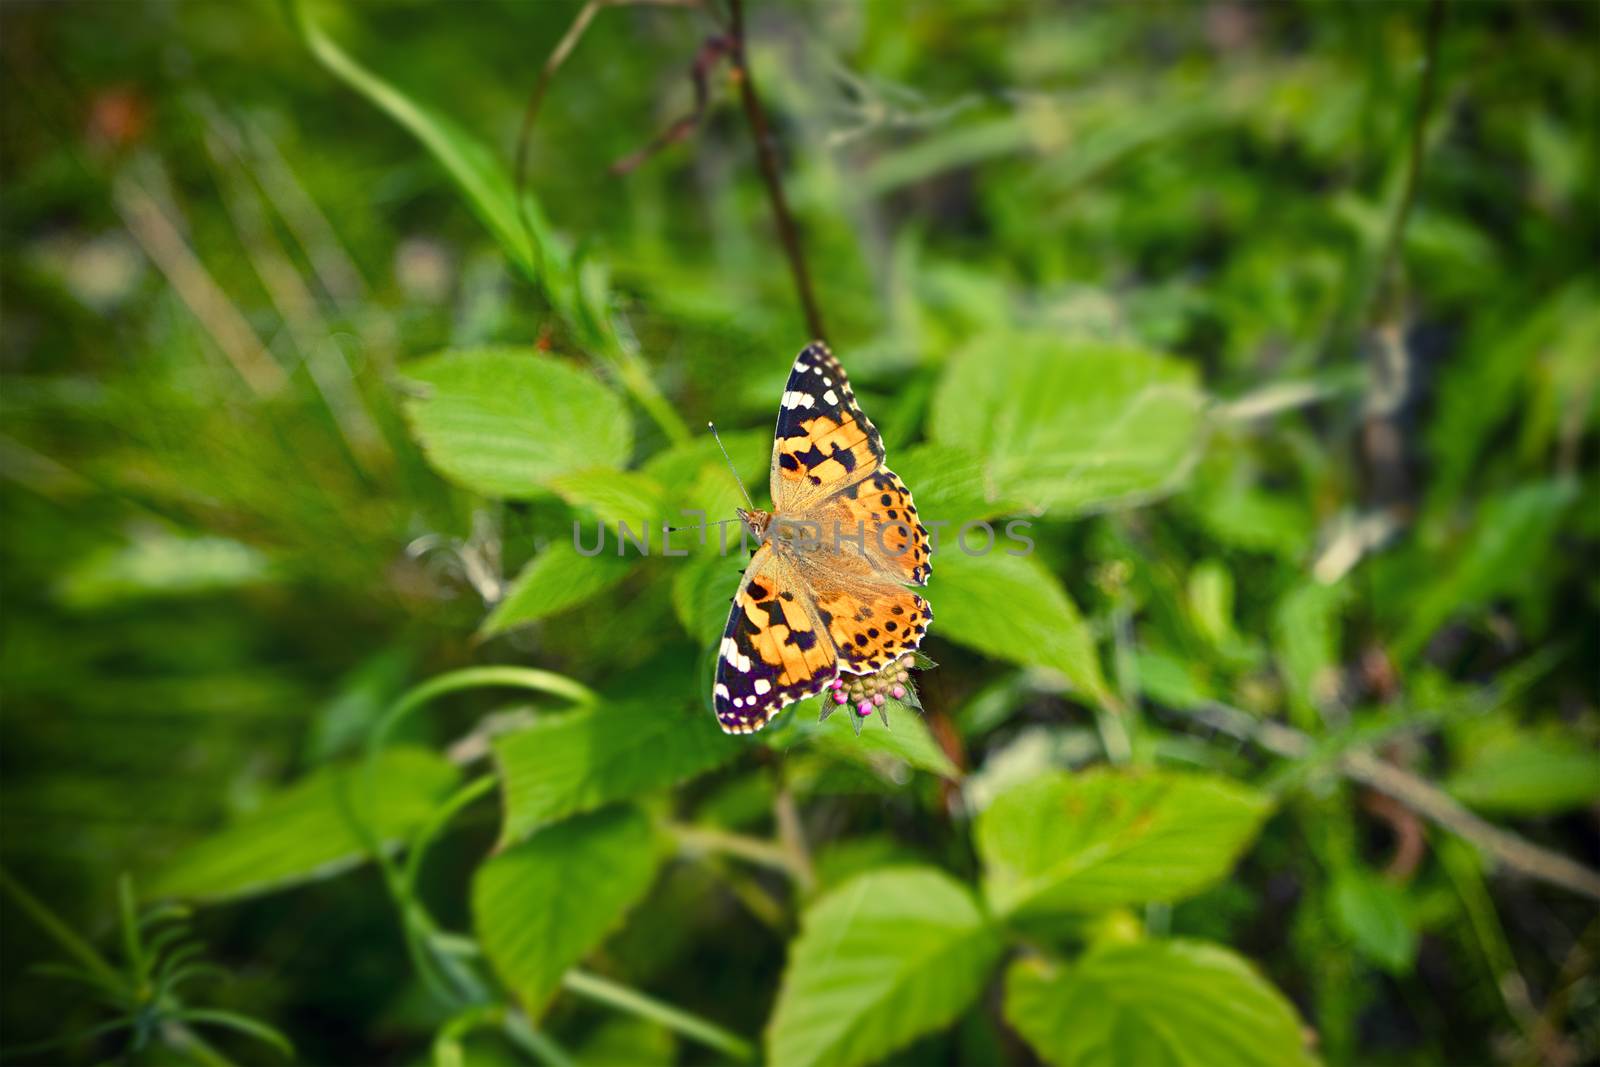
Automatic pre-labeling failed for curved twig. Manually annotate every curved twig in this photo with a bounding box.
[1183,701,1600,902]
[512,0,702,255]
[727,0,827,342]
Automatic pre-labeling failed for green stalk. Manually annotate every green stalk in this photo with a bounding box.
[117,874,148,995]
[502,1010,579,1067]
[357,668,591,1006]
[0,867,123,989]
[403,775,500,896]
[285,0,689,444]
[562,968,755,1062]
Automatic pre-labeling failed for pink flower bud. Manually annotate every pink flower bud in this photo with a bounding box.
[834,691,848,704]
[891,685,906,699]
[856,700,873,717]
[872,693,885,706]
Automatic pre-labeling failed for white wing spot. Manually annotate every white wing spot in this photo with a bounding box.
[822,389,839,405]
[753,678,772,695]
[781,390,815,410]
[719,637,752,673]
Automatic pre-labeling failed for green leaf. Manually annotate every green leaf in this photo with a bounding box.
[401,348,632,498]
[549,468,669,528]
[573,1018,675,1067]
[1004,940,1316,1067]
[892,443,1025,526]
[643,428,769,511]
[672,551,747,646]
[1396,480,1576,660]
[150,748,459,902]
[1273,580,1349,730]
[1132,650,1213,712]
[287,0,538,278]
[481,544,636,637]
[931,551,1111,706]
[168,1009,296,1060]
[1330,868,1416,974]
[766,867,1003,1067]
[777,698,960,780]
[976,768,1271,917]
[1185,447,1313,560]
[474,806,662,1017]
[1185,559,1236,650]
[57,532,271,610]
[931,334,1206,514]
[1446,730,1600,815]
[288,0,689,445]
[493,702,744,844]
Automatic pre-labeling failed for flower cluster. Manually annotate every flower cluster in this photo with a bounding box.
[819,652,934,736]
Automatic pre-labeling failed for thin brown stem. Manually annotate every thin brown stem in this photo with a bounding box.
[113,169,286,398]
[513,0,701,257]
[727,0,828,343]
[1184,701,1600,903]
[1341,749,1600,902]
[611,33,733,175]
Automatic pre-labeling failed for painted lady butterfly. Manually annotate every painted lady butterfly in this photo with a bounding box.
[713,342,932,734]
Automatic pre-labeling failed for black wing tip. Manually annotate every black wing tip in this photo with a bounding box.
[793,341,843,375]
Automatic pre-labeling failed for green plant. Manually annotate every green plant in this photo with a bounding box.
[3,1,1597,1064]
[0,872,292,1064]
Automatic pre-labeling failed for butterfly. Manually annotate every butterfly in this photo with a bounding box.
[713,342,932,734]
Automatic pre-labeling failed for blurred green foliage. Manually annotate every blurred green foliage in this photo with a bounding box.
[3,1,1597,1065]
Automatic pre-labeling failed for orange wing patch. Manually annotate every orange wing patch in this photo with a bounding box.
[774,412,879,493]
[740,575,833,688]
[821,466,932,586]
[713,547,837,734]
[812,581,931,674]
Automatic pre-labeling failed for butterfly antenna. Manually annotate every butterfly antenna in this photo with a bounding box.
[707,421,757,511]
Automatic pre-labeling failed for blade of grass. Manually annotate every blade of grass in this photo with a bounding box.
[166,1009,295,1060]
[0,867,123,989]
[284,0,689,443]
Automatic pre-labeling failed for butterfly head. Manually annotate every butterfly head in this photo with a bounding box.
[736,508,772,540]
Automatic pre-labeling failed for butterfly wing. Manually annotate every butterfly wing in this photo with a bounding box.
[818,465,932,587]
[801,560,933,674]
[714,341,934,731]
[713,544,838,734]
[769,342,885,513]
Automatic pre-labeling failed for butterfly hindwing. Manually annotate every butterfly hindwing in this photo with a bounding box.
[807,574,932,674]
[770,342,885,512]
[713,545,837,734]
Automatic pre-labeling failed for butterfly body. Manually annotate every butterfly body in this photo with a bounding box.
[713,343,933,735]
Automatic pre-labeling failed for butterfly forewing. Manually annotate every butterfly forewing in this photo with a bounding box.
[769,343,885,512]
